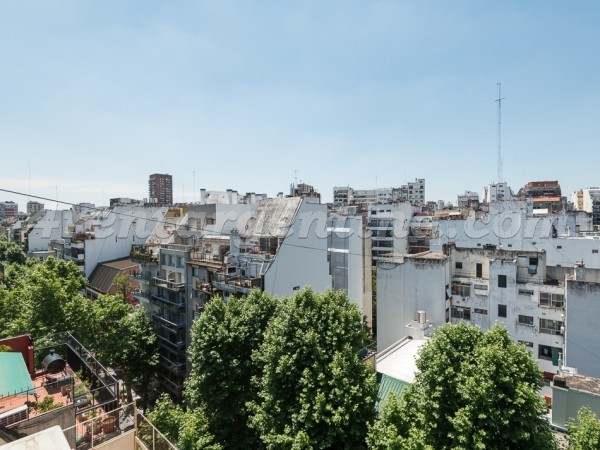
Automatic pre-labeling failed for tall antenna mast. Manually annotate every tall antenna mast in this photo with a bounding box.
[495,82,505,182]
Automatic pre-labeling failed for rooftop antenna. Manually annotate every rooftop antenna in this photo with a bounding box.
[495,82,505,183]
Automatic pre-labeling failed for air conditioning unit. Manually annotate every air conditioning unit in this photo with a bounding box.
[560,326,565,335]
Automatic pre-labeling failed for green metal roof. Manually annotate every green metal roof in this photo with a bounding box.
[0,353,34,397]
[376,373,411,413]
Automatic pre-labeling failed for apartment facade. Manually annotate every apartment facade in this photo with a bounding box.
[149,173,173,206]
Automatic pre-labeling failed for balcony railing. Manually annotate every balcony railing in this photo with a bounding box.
[130,251,158,264]
[151,294,185,310]
[153,277,185,291]
[157,335,186,350]
[151,312,185,332]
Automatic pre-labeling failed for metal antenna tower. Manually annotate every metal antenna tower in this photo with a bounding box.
[495,82,505,182]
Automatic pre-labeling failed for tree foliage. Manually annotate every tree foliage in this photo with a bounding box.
[249,288,378,449]
[94,297,158,405]
[368,323,556,450]
[146,394,221,450]
[184,289,376,449]
[0,249,158,407]
[0,236,27,266]
[185,290,280,449]
[567,406,600,450]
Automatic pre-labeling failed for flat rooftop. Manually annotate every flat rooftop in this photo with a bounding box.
[555,373,600,396]
[376,338,426,384]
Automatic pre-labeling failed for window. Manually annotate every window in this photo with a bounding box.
[593,249,599,254]
[498,275,507,288]
[529,257,539,266]
[474,284,488,291]
[539,292,565,308]
[519,340,534,348]
[498,304,507,318]
[476,263,483,278]
[518,289,534,296]
[455,262,463,269]
[451,282,471,297]
[474,308,488,315]
[518,315,534,326]
[451,306,471,320]
[538,344,561,365]
[539,318,564,335]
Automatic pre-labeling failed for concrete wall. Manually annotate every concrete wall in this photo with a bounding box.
[84,206,167,278]
[11,405,77,447]
[27,210,73,252]
[263,199,331,297]
[566,279,600,377]
[377,255,449,351]
[552,386,600,429]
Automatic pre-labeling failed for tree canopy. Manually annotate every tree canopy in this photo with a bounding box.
[185,290,280,449]
[368,323,556,450]
[567,406,600,450]
[184,288,377,449]
[145,393,222,450]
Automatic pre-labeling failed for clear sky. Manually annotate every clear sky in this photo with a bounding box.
[1,1,599,208]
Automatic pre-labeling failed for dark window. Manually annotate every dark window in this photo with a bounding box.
[455,262,463,269]
[474,308,488,315]
[476,263,482,278]
[451,306,471,320]
[498,304,507,318]
[518,315,534,326]
[529,257,539,266]
[498,275,507,288]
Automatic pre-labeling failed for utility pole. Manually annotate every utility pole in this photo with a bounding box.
[496,82,505,183]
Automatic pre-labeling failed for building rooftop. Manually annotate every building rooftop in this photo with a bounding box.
[0,353,33,397]
[408,251,446,260]
[241,197,302,239]
[554,373,600,395]
[376,338,426,384]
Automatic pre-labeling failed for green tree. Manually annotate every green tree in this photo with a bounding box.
[95,299,158,405]
[366,393,430,450]
[368,323,556,450]
[185,291,280,449]
[567,406,600,450]
[249,288,377,449]
[0,236,27,266]
[112,272,133,302]
[146,394,222,450]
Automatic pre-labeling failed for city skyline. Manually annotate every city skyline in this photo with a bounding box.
[1,1,599,206]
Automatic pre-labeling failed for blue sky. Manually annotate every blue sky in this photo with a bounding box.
[1,1,599,208]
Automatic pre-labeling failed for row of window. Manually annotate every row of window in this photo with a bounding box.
[452,281,564,308]
[452,305,564,335]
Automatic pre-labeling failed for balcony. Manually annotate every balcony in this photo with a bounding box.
[151,294,185,310]
[158,355,186,375]
[211,274,262,295]
[157,335,186,350]
[157,372,184,395]
[153,277,185,291]
[151,312,185,332]
[130,250,158,264]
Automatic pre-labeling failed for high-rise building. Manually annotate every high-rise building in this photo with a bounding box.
[149,173,173,206]
[26,201,44,215]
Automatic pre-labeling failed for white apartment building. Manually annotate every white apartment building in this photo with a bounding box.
[333,179,426,209]
[482,181,515,203]
[367,203,414,262]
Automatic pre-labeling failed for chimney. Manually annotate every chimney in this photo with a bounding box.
[227,189,233,204]
[200,189,206,204]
